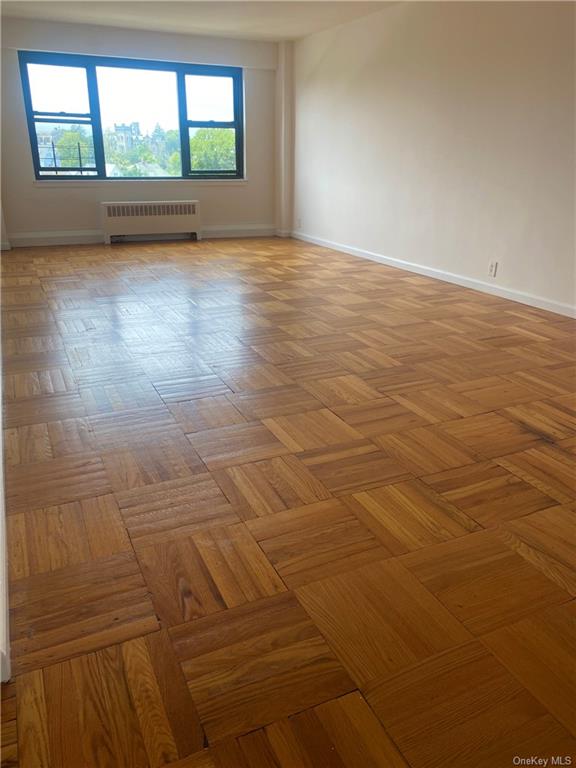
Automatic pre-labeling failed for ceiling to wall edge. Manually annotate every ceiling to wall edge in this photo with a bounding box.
[0,2,391,43]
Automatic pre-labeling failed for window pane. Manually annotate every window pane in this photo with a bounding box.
[185,75,234,122]
[28,64,90,114]
[35,122,96,171]
[189,127,236,172]
[96,67,181,177]
[38,170,98,177]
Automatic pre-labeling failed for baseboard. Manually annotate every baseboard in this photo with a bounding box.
[293,231,575,319]
[8,226,277,247]
[0,241,11,251]
[203,225,276,239]
[0,651,9,683]
[8,230,103,247]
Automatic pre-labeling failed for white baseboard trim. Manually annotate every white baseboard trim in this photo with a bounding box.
[293,231,575,319]
[8,226,277,247]
[203,225,276,239]
[1,241,11,251]
[9,229,103,247]
[0,651,10,683]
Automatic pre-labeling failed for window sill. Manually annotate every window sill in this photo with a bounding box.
[32,177,248,188]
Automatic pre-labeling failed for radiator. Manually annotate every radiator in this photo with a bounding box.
[101,200,201,244]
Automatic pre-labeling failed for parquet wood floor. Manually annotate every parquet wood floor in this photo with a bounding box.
[1,237,575,767]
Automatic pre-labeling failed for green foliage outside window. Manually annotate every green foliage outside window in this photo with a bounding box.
[189,128,236,171]
[55,128,94,167]
[40,123,236,176]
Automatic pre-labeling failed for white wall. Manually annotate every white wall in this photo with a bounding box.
[1,17,278,243]
[0,325,7,681]
[0,206,9,250]
[293,2,576,315]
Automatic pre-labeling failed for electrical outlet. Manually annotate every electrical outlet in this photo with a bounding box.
[488,260,499,278]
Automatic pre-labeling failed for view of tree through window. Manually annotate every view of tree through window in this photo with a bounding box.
[35,122,96,172]
[20,52,243,179]
[27,63,97,175]
[97,67,181,177]
[190,128,236,171]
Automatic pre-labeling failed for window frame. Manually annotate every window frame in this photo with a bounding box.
[18,50,245,181]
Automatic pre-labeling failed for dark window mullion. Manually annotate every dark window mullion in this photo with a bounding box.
[233,71,244,178]
[18,52,42,178]
[33,111,92,119]
[38,167,95,173]
[33,116,93,125]
[186,120,235,129]
[86,64,106,178]
[177,71,191,177]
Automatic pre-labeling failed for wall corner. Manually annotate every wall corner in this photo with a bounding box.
[274,40,294,237]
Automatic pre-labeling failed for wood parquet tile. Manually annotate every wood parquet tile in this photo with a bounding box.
[101,435,206,492]
[247,499,388,586]
[6,495,130,579]
[421,460,557,526]
[437,411,544,458]
[263,409,363,450]
[213,455,331,519]
[4,424,52,466]
[345,480,480,553]
[448,375,543,410]
[296,558,471,688]
[117,473,240,548]
[502,393,576,441]
[42,417,97,458]
[215,363,293,392]
[361,365,442,395]
[387,386,487,421]
[152,373,231,403]
[168,396,247,433]
[401,531,572,634]
[375,425,480,475]
[503,365,576,396]
[79,379,164,414]
[3,368,77,400]
[366,640,576,768]
[169,592,355,742]
[276,356,350,382]
[10,551,159,674]
[2,238,575,768]
[301,374,382,406]
[0,682,18,768]
[5,418,96,465]
[187,420,290,470]
[3,392,86,429]
[71,360,148,387]
[497,443,576,503]
[497,504,576,595]
[333,397,430,437]
[225,384,323,419]
[194,691,408,768]
[137,523,285,626]
[483,602,576,736]
[299,440,411,495]
[15,632,204,768]
[5,453,112,515]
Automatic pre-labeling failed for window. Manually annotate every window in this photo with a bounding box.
[96,67,181,178]
[18,51,244,180]
[185,75,238,175]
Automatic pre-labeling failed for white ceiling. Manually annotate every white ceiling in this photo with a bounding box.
[1,1,390,41]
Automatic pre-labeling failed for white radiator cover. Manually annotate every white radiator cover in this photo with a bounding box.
[101,200,201,243]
